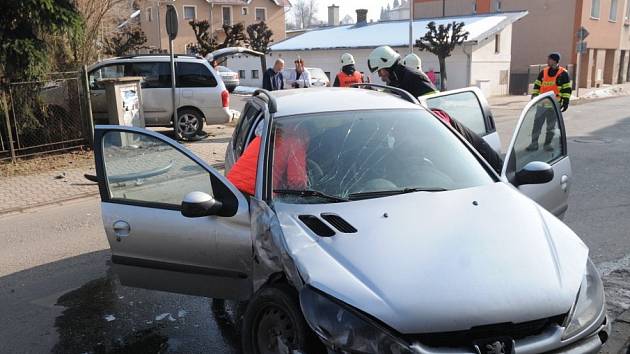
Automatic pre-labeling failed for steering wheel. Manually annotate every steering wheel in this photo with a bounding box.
[307,159,324,186]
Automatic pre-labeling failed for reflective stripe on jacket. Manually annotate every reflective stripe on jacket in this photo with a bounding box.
[336,71,363,87]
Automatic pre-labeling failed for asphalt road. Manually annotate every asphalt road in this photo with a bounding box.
[1,95,629,353]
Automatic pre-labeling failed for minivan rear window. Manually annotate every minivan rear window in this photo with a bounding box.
[176,62,218,88]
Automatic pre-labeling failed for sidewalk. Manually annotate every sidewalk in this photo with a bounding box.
[0,125,234,215]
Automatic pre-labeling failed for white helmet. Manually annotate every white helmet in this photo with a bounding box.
[341,53,355,66]
[367,46,401,73]
[403,53,422,71]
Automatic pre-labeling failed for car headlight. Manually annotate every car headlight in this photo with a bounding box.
[299,286,413,354]
[562,259,605,340]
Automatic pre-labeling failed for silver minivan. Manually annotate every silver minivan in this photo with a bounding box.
[88,55,231,139]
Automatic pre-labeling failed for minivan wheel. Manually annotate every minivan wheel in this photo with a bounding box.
[176,109,204,140]
[241,284,323,354]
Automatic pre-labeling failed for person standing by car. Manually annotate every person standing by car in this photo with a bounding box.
[263,59,285,91]
[286,58,312,89]
[527,52,572,151]
[368,46,439,98]
[333,53,364,88]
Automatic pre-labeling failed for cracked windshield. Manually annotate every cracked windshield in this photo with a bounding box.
[272,109,494,203]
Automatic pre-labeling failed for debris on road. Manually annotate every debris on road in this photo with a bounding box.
[104,315,116,322]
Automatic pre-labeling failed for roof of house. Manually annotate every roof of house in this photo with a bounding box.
[206,0,291,6]
[270,11,527,52]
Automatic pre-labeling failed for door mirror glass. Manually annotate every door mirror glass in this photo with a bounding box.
[425,91,488,136]
[102,131,213,207]
[512,96,564,172]
[516,161,554,186]
[181,191,223,217]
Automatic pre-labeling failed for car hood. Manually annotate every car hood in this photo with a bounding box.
[273,182,588,334]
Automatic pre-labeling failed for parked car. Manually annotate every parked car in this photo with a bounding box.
[87,49,250,140]
[215,66,240,93]
[92,86,608,354]
[284,67,331,87]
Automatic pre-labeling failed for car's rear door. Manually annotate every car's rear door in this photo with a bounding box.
[127,61,175,126]
[421,87,500,153]
[94,125,253,300]
[176,61,226,123]
[501,92,572,218]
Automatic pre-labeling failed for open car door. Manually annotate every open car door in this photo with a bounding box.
[93,126,253,300]
[501,92,572,218]
[420,87,501,153]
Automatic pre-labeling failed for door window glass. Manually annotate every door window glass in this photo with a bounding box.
[512,97,564,172]
[89,64,127,90]
[426,91,488,136]
[234,106,261,157]
[129,62,171,88]
[176,62,218,88]
[102,131,213,207]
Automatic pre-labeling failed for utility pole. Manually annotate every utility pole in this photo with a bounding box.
[409,0,414,53]
[442,0,445,17]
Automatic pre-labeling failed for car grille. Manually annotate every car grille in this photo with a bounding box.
[406,315,565,347]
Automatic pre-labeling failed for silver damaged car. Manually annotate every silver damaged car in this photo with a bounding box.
[92,86,609,354]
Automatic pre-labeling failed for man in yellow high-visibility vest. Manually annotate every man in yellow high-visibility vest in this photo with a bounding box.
[527,52,572,151]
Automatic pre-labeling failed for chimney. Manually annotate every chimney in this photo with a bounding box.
[328,4,340,26]
[356,9,368,24]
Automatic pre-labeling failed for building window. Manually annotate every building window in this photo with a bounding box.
[183,6,196,20]
[222,6,232,26]
[255,8,267,22]
[472,0,477,14]
[146,8,152,22]
[592,0,601,18]
[610,0,618,21]
[495,34,501,53]
[494,0,501,11]
[239,70,246,78]
[242,7,248,16]
[252,70,259,79]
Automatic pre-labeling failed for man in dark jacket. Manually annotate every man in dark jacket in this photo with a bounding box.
[262,58,285,91]
[367,46,502,173]
[367,46,439,97]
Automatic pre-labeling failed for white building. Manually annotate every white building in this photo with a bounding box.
[228,11,527,97]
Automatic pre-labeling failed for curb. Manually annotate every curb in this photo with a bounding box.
[0,191,99,216]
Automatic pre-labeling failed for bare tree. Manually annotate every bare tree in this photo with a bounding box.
[71,0,128,64]
[292,0,318,29]
[189,20,220,56]
[103,25,148,56]
[416,21,469,90]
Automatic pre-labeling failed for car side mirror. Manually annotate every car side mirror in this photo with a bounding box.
[516,161,554,186]
[181,191,223,218]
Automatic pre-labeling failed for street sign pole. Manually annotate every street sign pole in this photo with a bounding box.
[575,26,589,98]
[165,5,179,139]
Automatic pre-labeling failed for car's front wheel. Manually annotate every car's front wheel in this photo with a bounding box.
[241,283,323,354]
[176,109,204,140]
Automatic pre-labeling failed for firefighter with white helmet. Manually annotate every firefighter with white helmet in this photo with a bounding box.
[333,53,365,87]
[402,53,422,71]
[367,46,438,97]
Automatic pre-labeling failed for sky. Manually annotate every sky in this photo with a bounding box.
[314,0,390,23]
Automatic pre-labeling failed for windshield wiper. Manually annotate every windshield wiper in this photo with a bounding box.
[348,187,447,200]
[274,189,349,203]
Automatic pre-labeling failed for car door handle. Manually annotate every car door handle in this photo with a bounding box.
[561,175,569,192]
[113,220,131,241]
[91,92,104,96]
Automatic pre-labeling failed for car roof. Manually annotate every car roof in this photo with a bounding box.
[270,88,422,117]
[88,55,208,70]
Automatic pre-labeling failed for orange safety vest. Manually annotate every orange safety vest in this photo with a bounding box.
[540,66,566,98]
[336,71,364,87]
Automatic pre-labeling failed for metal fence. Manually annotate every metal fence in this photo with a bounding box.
[0,71,92,162]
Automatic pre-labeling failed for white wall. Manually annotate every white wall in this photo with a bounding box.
[470,24,513,96]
